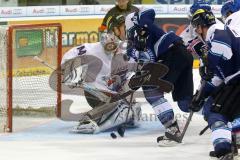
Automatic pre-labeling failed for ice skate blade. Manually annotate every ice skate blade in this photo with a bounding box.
[69,127,93,134]
[69,128,83,134]
[157,136,184,147]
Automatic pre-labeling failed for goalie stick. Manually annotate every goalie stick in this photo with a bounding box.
[110,61,144,138]
[110,89,135,138]
[33,56,56,70]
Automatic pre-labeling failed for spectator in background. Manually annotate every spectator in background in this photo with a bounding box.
[79,0,99,5]
[100,0,139,30]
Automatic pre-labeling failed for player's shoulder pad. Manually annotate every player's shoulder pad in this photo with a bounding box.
[205,23,224,42]
[138,8,155,27]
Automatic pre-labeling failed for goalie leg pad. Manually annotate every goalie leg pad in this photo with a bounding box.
[97,101,142,132]
[73,100,142,134]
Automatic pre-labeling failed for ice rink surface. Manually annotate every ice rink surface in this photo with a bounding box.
[0,70,237,160]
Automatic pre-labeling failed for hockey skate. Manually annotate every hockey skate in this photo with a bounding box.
[209,134,239,158]
[218,152,234,160]
[157,120,183,146]
[70,118,100,134]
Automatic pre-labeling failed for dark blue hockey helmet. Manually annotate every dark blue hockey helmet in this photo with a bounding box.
[221,0,240,19]
[190,0,211,15]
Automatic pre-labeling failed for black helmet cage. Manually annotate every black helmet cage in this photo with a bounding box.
[191,9,216,28]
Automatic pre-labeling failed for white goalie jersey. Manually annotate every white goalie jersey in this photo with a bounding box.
[61,42,134,96]
[61,42,141,134]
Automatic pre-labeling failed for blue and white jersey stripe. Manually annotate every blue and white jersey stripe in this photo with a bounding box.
[205,24,240,85]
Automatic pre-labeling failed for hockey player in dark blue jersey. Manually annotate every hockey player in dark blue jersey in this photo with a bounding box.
[221,0,240,26]
[125,9,194,144]
[182,1,223,83]
[191,8,240,160]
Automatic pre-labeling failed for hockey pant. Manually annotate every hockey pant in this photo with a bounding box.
[158,41,194,102]
[74,100,142,134]
[156,42,194,113]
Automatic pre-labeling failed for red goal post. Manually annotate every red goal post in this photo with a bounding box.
[0,23,62,132]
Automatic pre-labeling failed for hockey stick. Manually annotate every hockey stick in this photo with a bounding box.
[33,56,56,71]
[199,125,209,136]
[33,56,110,103]
[178,111,194,142]
[118,61,145,136]
[157,111,194,143]
[110,62,143,138]
[116,91,135,137]
[169,80,207,141]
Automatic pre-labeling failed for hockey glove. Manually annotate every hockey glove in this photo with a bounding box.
[187,38,207,57]
[128,70,150,91]
[190,90,205,112]
[199,65,214,81]
[190,80,208,112]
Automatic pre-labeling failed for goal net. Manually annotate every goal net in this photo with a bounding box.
[0,23,62,132]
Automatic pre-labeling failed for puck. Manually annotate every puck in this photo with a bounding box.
[117,127,125,137]
[110,132,117,139]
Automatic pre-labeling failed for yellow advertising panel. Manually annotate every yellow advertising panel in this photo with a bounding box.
[9,18,102,54]
[142,0,155,4]
[8,18,199,68]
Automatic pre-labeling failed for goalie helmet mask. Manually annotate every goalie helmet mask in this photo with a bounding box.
[100,31,120,55]
[100,14,125,55]
[191,9,216,29]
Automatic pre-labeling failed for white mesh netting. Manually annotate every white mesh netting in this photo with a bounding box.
[0,25,61,132]
[0,26,8,132]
